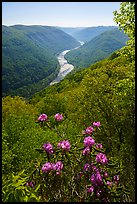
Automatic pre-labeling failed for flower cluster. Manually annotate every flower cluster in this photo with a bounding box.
[54,113,63,121]
[33,117,124,202]
[96,153,108,165]
[58,140,71,151]
[42,161,63,174]
[42,142,54,154]
[84,136,95,147]
[85,126,94,134]
[96,143,103,149]
[93,121,100,127]
[90,171,103,187]
[38,113,63,122]
[83,135,95,155]
[38,114,48,122]
[83,146,90,155]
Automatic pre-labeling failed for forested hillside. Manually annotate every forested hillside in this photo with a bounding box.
[65,28,129,69]
[67,26,117,42]
[2,2,135,202]
[2,25,80,98]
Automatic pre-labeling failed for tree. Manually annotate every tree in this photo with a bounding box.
[113,2,135,60]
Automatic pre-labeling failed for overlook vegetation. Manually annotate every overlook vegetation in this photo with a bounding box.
[2,25,80,98]
[2,2,135,202]
[65,28,129,69]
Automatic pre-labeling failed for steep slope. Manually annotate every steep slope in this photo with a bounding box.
[2,25,80,97]
[65,28,129,69]
[29,52,134,200]
[69,26,117,42]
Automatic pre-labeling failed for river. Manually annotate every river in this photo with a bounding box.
[50,41,84,85]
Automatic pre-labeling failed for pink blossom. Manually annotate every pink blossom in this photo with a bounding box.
[104,172,108,178]
[87,186,94,193]
[84,163,91,171]
[55,161,63,171]
[54,113,63,121]
[96,143,103,149]
[58,140,71,151]
[84,136,95,147]
[90,174,97,186]
[90,172,103,187]
[85,126,94,134]
[42,143,54,154]
[56,171,61,175]
[113,175,119,182]
[95,172,103,186]
[93,121,100,127]
[38,114,48,121]
[83,146,90,155]
[42,162,52,173]
[96,153,108,165]
[107,181,113,187]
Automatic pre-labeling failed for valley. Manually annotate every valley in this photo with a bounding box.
[50,41,84,85]
[2,2,135,202]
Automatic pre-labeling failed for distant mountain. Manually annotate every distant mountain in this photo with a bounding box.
[66,26,118,42]
[57,27,85,37]
[65,28,129,69]
[2,25,80,97]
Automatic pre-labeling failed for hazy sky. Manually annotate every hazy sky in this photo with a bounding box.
[2,2,121,27]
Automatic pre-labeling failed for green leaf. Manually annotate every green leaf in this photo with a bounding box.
[35,149,44,153]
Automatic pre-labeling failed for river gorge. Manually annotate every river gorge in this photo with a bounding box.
[50,41,84,85]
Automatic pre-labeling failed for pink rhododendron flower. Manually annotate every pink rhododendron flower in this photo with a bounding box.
[95,172,103,186]
[107,181,113,187]
[55,161,63,171]
[85,126,94,134]
[90,174,97,186]
[84,163,91,171]
[58,140,71,151]
[38,114,48,121]
[91,173,103,187]
[93,121,100,127]
[96,143,103,149]
[83,146,90,155]
[96,153,108,165]
[87,186,94,193]
[54,113,63,121]
[104,172,108,178]
[113,175,119,182]
[42,143,54,154]
[84,136,95,147]
[42,162,52,173]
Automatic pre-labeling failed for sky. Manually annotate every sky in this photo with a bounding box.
[2,2,121,27]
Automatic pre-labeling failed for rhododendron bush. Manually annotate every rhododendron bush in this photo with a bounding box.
[20,113,130,202]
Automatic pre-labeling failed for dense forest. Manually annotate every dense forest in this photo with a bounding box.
[2,2,135,202]
[65,28,129,69]
[2,25,80,97]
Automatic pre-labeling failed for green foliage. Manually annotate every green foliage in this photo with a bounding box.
[65,28,128,69]
[29,53,135,201]
[113,2,135,60]
[3,116,131,202]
